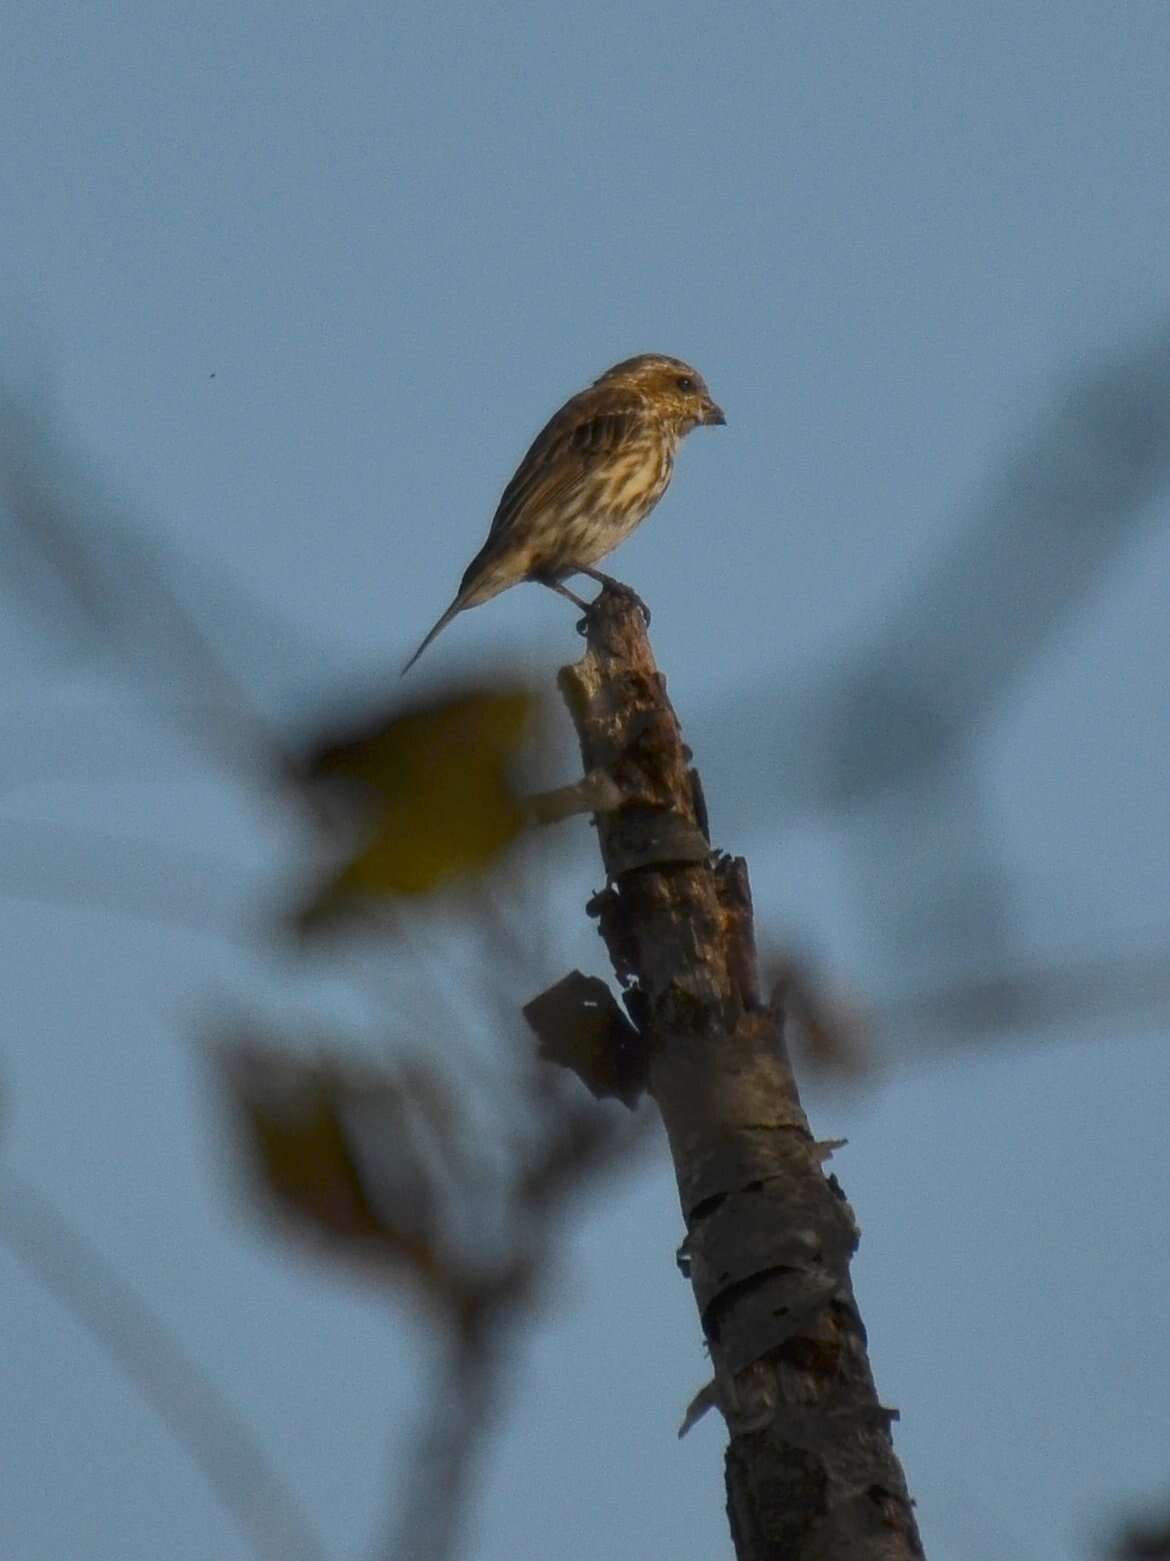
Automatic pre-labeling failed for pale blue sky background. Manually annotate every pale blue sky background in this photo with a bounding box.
[3,2,1170,1558]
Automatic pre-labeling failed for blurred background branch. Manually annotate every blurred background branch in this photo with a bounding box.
[0,1171,327,1561]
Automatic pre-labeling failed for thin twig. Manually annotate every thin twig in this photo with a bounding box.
[0,1173,327,1561]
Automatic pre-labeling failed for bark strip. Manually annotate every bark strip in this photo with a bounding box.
[558,589,925,1561]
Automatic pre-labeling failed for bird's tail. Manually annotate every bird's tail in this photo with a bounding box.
[400,596,464,675]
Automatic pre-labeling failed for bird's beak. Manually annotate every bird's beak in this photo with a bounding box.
[701,399,726,426]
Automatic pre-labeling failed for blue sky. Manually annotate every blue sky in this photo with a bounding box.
[3,2,1170,1557]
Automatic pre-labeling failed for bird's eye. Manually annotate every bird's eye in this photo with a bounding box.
[676,375,695,393]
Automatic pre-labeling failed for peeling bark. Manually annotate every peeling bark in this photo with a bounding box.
[557,589,925,1561]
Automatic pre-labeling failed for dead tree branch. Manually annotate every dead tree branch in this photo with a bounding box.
[556,587,925,1561]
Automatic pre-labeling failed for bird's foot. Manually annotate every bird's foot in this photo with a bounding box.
[601,580,651,626]
[578,569,651,625]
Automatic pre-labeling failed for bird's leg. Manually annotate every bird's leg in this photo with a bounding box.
[538,579,592,611]
[534,575,594,635]
[573,566,651,625]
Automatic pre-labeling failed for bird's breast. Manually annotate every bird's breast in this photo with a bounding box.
[598,438,674,521]
[541,441,670,570]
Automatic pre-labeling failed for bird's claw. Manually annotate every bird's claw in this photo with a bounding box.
[589,577,655,624]
[604,581,651,625]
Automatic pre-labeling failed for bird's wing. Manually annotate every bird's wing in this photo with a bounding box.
[483,386,650,548]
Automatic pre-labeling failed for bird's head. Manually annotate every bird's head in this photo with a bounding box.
[595,354,726,434]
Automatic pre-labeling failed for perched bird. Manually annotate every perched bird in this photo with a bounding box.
[402,354,725,673]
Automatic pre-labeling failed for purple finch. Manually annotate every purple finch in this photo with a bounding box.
[402,354,724,673]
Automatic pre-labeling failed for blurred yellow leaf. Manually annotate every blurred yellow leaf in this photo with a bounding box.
[299,686,535,919]
[220,1041,392,1241]
[217,1039,442,1288]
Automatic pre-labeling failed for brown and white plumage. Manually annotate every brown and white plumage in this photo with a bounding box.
[402,354,725,673]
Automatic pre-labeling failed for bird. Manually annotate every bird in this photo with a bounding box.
[401,353,725,673]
